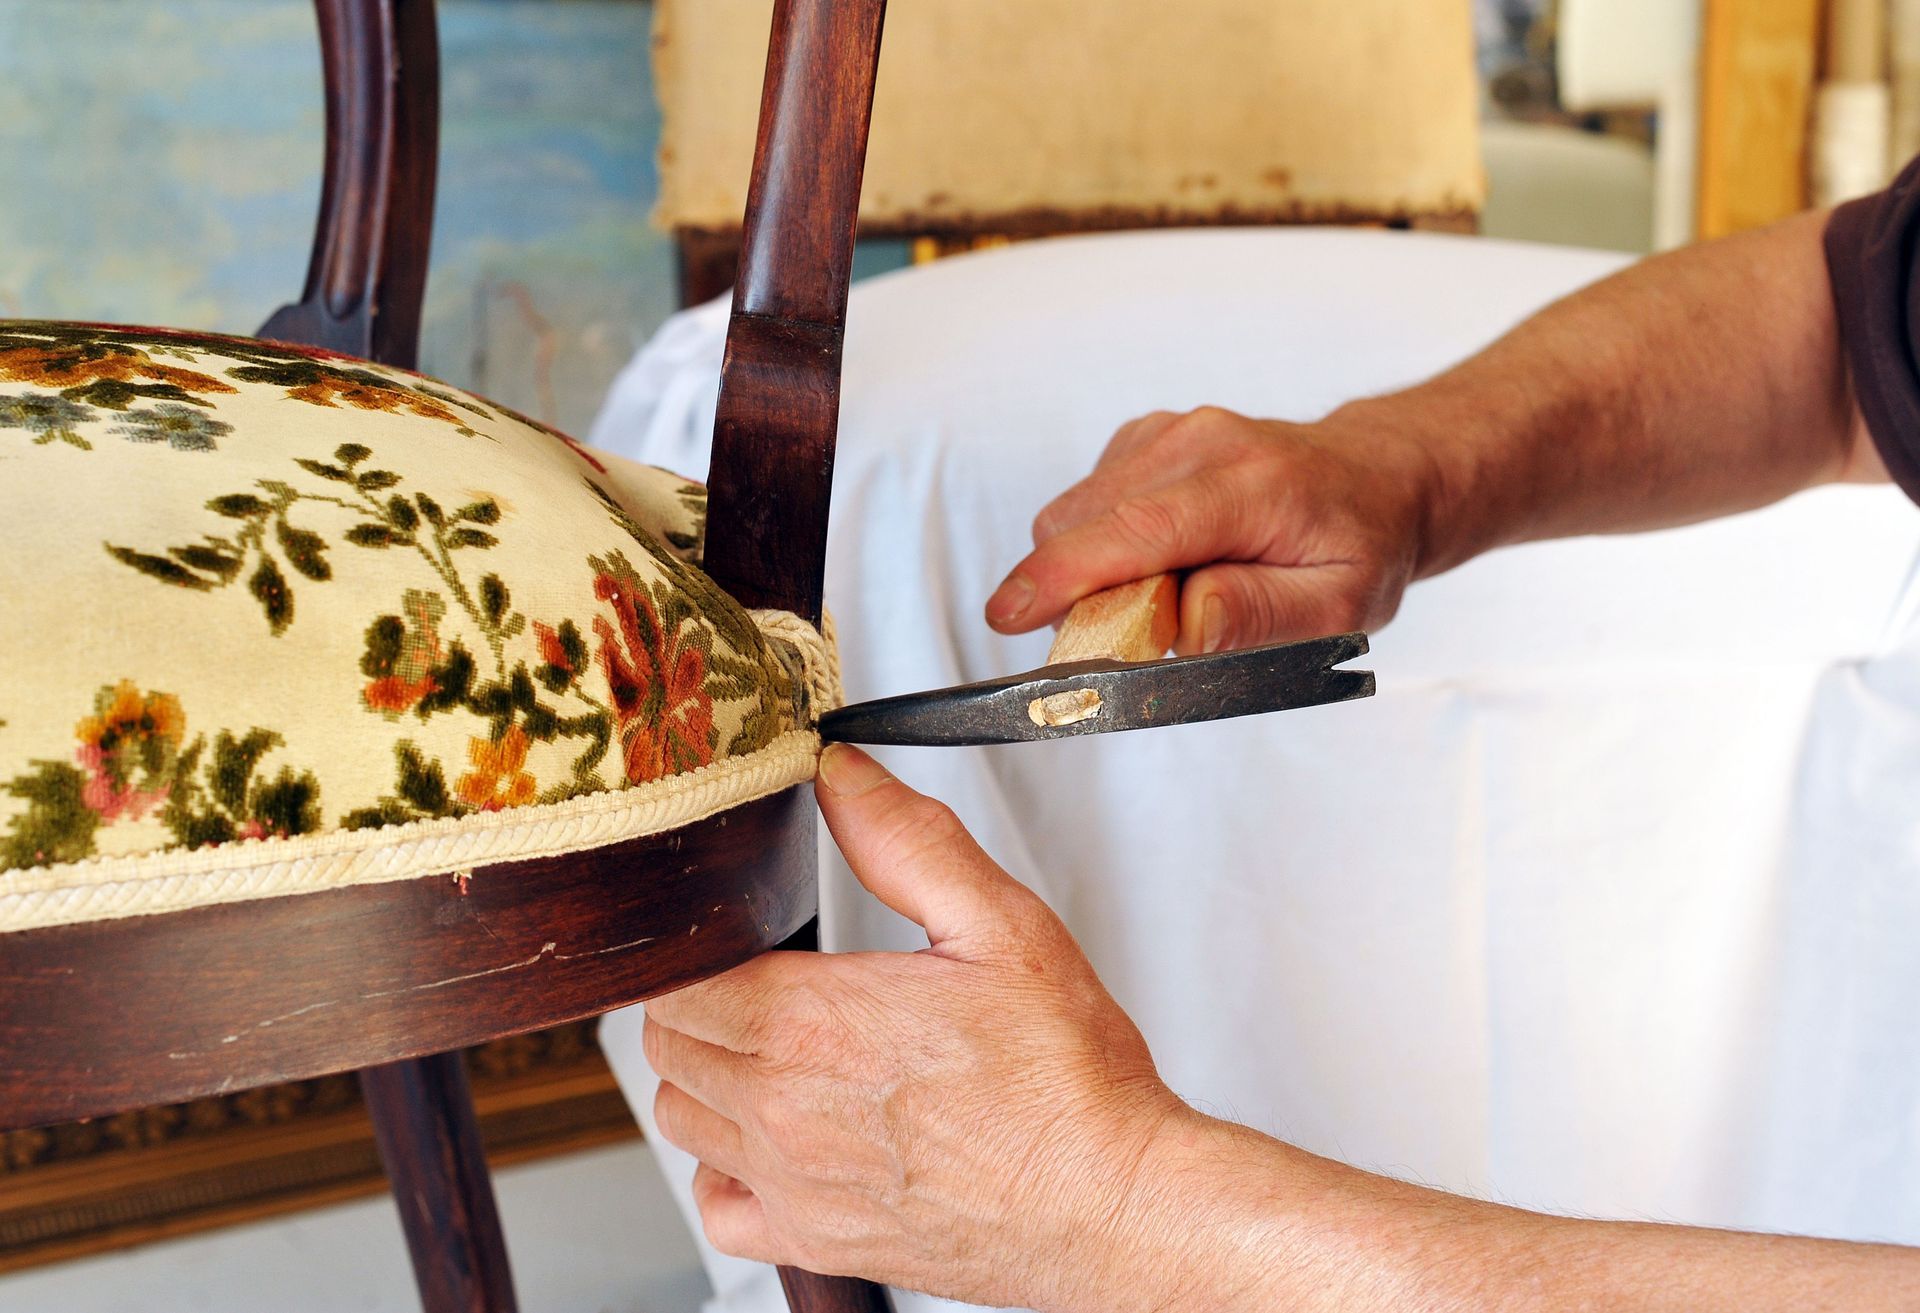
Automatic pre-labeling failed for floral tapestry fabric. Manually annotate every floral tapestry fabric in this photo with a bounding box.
[0,321,832,931]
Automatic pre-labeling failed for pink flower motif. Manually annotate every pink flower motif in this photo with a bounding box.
[75,743,171,821]
[72,681,184,821]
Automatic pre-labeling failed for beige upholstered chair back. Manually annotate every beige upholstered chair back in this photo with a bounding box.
[656,0,1485,301]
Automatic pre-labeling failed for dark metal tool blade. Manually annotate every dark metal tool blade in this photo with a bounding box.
[819,632,1374,747]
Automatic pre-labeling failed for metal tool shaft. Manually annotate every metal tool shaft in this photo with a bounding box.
[819,632,1374,747]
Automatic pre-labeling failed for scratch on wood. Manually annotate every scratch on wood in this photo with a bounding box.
[361,942,559,999]
[552,934,657,962]
[158,932,653,1061]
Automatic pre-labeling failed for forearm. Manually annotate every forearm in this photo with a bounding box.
[1113,1112,1920,1313]
[1336,210,1878,581]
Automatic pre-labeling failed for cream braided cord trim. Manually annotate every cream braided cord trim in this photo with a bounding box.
[0,610,839,935]
[750,606,844,713]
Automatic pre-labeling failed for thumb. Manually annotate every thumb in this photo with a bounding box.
[813,744,1037,957]
[1175,561,1370,654]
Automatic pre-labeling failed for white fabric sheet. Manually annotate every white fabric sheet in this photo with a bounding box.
[589,229,1920,1312]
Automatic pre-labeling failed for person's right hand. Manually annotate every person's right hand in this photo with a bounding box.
[984,404,1440,653]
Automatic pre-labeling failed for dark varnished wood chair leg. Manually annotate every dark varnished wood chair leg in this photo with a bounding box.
[362,1052,520,1313]
[779,1267,897,1313]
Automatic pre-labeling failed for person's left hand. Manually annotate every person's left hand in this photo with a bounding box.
[642,744,1201,1312]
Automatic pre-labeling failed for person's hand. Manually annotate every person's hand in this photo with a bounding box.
[642,744,1205,1312]
[985,405,1439,653]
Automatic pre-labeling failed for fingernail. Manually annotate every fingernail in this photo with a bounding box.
[1201,595,1227,653]
[986,573,1036,626]
[818,742,892,797]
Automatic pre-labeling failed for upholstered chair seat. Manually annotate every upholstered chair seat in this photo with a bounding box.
[0,320,837,933]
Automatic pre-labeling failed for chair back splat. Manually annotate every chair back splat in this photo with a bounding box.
[258,0,440,368]
[702,0,888,625]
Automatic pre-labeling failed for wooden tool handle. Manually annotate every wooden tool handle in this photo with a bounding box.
[1047,575,1180,664]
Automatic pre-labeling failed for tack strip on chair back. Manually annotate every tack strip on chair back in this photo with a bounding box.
[257,0,440,367]
[702,0,889,625]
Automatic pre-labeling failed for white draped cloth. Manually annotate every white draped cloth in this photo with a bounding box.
[589,229,1920,1313]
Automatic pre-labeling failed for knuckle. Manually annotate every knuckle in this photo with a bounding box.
[1107,494,1183,554]
[700,1205,747,1256]
[1173,405,1249,451]
[753,1094,812,1160]
[999,897,1071,962]
[871,792,968,865]
[1228,582,1279,645]
[1115,409,1177,450]
[652,1081,685,1141]
[1320,588,1372,635]
[1031,501,1068,543]
[1182,403,1236,428]
[771,982,842,1050]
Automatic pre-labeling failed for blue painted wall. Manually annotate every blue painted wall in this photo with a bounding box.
[0,0,677,436]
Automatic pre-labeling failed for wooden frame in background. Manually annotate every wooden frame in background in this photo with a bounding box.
[1696,0,1826,239]
[0,1023,638,1274]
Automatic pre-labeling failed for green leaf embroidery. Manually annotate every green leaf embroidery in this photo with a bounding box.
[168,542,243,581]
[294,458,352,482]
[276,522,332,581]
[480,574,509,625]
[105,544,217,590]
[1,761,100,869]
[249,557,293,633]
[345,523,407,548]
[208,493,270,518]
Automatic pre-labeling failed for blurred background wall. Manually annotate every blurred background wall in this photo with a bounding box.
[0,0,1668,442]
[0,0,1884,436]
[0,0,672,437]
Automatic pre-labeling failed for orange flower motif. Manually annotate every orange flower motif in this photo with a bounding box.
[593,568,716,784]
[0,342,234,396]
[286,372,462,425]
[361,590,444,718]
[363,674,438,715]
[76,680,184,750]
[535,621,574,674]
[455,725,539,811]
[74,681,186,821]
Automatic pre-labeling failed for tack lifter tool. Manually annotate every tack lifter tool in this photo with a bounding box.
[819,574,1374,748]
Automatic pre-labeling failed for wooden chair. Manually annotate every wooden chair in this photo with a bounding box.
[655,0,1486,303]
[0,1,889,1309]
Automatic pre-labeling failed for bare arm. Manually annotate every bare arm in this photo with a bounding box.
[645,749,1920,1313]
[986,211,1888,652]
[1403,208,1880,571]
[1146,1112,1915,1313]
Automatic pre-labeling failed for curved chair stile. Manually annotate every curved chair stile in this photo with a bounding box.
[704,0,889,625]
[704,2,896,1308]
[257,0,440,366]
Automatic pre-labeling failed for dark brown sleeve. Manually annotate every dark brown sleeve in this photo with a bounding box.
[1826,155,1920,506]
